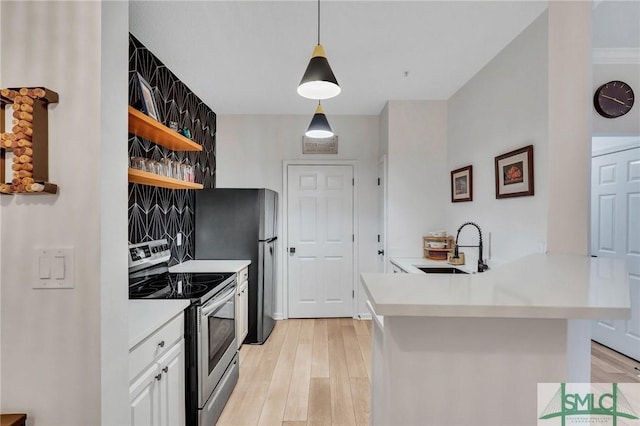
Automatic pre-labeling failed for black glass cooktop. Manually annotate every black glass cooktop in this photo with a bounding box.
[129,271,234,300]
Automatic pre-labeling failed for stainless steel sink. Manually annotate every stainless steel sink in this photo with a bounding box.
[417,267,468,274]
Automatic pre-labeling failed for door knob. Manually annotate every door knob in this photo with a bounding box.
[289,247,296,255]
[377,249,385,255]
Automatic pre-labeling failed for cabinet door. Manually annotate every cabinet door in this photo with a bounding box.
[240,279,249,344]
[235,280,242,349]
[236,267,249,349]
[157,340,185,426]
[130,363,161,426]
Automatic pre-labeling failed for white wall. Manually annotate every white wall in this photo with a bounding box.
[216,114,379,317]
[446,11,549,266]
[100,2,130,425]
[379,103,389,158]
[384,101,448,259]
[592,136,640,154]
[0,0,3,410]
[1,2,129,425]
[546,1,592,255]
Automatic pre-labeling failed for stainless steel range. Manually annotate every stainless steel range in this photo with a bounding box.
[129,239,239,426]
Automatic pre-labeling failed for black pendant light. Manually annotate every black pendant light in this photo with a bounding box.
[297,0,340,100]
[305,102,334,138]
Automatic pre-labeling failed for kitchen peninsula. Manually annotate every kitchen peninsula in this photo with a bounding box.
[361,254,631,426]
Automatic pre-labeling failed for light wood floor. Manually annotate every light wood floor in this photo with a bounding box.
[219,318,639,426]
[591,340,640,383]
[218,318,372,426]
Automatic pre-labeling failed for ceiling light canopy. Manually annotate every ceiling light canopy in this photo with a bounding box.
[297,0,340,100]
[305,103,334,138]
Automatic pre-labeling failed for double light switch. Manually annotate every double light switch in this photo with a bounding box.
[34,248,74,289]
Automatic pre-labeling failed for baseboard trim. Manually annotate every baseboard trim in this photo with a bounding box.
[274,313,370,320]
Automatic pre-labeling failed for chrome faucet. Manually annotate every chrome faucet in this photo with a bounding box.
[453,222,489,273]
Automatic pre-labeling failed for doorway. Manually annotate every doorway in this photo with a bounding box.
[591,137,640,361]
[284,163,356,318]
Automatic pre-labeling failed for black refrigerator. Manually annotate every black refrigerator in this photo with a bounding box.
[195,188,277,344]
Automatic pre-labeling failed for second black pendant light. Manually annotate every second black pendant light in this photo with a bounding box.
[305,102,333,138]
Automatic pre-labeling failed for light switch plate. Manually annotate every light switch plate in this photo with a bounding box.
[33,247,74,289]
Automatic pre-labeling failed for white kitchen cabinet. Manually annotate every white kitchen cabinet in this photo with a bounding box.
[157,341,185,426]
[390,263,407,274]
[129,313,185,426]
[367,301,384,425]
[236,266,249,348]
[129,361,161,426]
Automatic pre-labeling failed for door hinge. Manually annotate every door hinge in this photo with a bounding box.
[377,177,380,186]
[377,234,380,243]
[352,178,355,186]
[352,290,355,298]
[352,234,355,242]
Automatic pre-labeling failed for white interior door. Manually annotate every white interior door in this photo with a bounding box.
[377,156,387,273]
[287,164,354,318]
[591,146,640,361]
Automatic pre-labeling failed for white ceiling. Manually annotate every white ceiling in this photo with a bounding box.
[129,1,637,116]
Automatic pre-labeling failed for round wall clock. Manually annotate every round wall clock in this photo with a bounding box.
[593,80,634,119]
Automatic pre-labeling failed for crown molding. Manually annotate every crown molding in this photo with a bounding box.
[593,48,640,64]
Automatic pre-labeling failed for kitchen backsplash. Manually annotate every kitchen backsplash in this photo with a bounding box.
[128,33,216,264]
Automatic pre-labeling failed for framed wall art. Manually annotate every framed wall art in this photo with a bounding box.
[136,72,160,122]
[494,145,534,199]
[302,135,338,154]
[451,165,473,202]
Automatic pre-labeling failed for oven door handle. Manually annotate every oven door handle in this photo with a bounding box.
[200,286,235,317]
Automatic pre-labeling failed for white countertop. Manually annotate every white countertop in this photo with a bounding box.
[168,259,251,274]
[362,253,630,319]
[390,257,475,274]
[129,300,191,349]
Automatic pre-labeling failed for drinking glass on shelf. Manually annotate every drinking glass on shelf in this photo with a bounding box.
[172,161,182,180]
[160,158,172,177]
[145,159,160,175]
[180,163,188,181]
[187,164,195,182]
[130,157,145,171]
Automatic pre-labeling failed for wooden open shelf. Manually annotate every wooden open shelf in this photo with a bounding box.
[1,87,59,195]
[128,168,203,190]
[128,106,202,152]
[423,235,455,260]
[0,182,57,195]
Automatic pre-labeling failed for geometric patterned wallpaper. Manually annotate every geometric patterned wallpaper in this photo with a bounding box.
[128,34,216,265]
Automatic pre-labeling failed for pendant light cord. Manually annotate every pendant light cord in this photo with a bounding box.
[317,0,320,45]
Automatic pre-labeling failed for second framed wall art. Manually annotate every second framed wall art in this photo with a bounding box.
[451,165,473,202]
[494,145,534,199]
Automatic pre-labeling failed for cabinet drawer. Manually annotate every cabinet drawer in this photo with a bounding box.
[130,314,183,381]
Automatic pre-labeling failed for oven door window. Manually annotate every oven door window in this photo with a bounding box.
[207,296,235,375]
